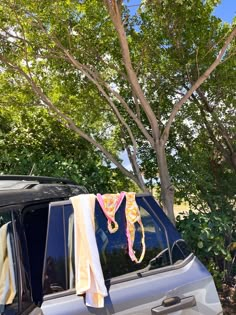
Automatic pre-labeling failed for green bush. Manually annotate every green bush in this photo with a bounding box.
[176,210,236,289]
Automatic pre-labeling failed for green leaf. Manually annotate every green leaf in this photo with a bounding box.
[197,241,204,249]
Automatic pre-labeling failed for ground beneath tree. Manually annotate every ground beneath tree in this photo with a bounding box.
[219,284,236,314]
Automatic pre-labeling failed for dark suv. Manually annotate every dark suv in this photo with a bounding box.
[0,176,222,315]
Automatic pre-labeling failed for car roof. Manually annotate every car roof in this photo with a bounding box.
[0,175,154,209]
[0,175,88,207]
[0,180,40,190]
[0,175,77,186]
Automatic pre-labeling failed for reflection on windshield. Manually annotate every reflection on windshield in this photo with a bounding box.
[0,215,17,313]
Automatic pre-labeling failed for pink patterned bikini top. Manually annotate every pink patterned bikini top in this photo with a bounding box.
[96,192,146,263]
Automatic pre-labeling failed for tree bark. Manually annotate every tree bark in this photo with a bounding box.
[155,142,175,224]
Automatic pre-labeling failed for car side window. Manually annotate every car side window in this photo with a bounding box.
[95,200,170,279]
[43,198,172,296]
[140,196,192,265]
[43,205,66,294]
[0,211,18,314]
[43,196,192,295]
[13,211,33,312]
[43,203,78,295]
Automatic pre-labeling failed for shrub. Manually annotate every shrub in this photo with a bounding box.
[176,210,236,289]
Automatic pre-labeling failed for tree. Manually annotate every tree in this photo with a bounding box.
[0,0,235,222]
[0,103,136,193]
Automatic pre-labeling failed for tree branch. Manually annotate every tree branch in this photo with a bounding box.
[102,81,155,147]
[0,28,31,45]
[126,145,148,192]
[58,48,139,157]
[104,0,160,142]
[191,93,236,170]
[0,53,147,188]
[22,13,155,149]
[162,27,236,143]
[195,88,236,170]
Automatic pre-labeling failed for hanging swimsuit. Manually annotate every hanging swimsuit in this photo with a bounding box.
[96,192,125,233]
[97,192,146,263]
[125,192,146,263]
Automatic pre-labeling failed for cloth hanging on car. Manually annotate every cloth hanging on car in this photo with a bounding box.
[125,192,146,263]
[96,192,125,233]
[0,222,16,313]
[97,192,146,263]
[70,194,108,308]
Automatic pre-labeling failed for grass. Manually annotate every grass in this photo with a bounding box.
[174,202,189,217]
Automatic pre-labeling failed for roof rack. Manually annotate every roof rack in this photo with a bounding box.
[0,175,77,185]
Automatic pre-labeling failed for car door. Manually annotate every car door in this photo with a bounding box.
[41,195,222,315]
[0,207,43,315]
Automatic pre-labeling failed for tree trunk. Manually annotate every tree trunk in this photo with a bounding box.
[156,143,175,224]
[231,152,236,170]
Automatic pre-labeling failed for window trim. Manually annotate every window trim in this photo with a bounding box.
[43,253,195,301]
[109,252,194,284]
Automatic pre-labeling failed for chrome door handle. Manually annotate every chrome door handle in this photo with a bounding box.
[151,296,196,314]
